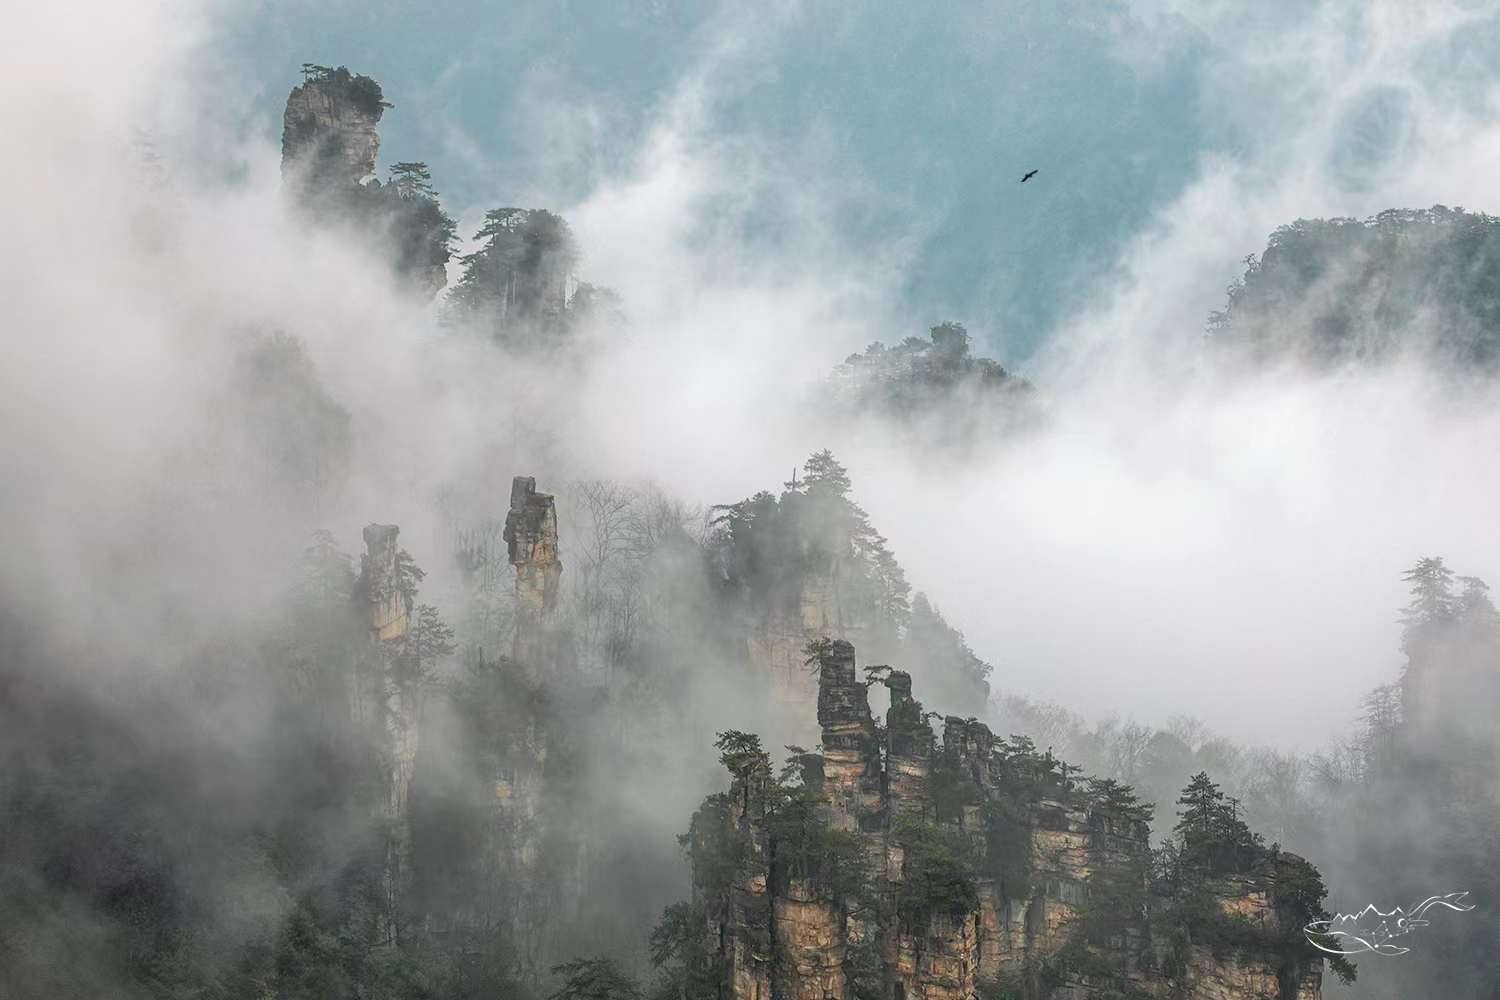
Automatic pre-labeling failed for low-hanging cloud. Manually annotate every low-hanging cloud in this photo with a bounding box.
[5,0,1500,791]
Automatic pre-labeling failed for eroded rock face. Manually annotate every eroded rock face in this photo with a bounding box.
[749,570,845,706]
[360,524,420,815]
[891,910,977,1000]
[884,670,933,820]
[282,75,382,184]
[358,522,422,942]
[362,523,407,641]
[815,640,881,834]
[504,476,562,665]
[693,641,1325,1000]
[776,883,849,1000]
[504,477,560,615]
[278,68,451,301]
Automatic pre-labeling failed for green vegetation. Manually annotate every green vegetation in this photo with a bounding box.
[827,322,1034,435]
[1210,207,1500,370]
[300,63,393,117]
[445,208,590,346]
[284,70,456,290]
[1148,771,1355,992]
[384,162,458,277]
[646,901,721,1000]
[547,958,642,1000]
[711,450,913,664]
[890,816,980,931]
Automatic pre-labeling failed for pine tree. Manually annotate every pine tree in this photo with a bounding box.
[802,449,853,498]
[297,529,355,606]
[547,958,642,1000]
[1400,556,1456,646]
[391,549,425,623]
[405,603,456,680]
[1175,772,1225,865]
[1360,682,1403,771]
[1457,575,1499,627]
[714,730,769,783]
[446,208,578,342]
[387,161,436,200]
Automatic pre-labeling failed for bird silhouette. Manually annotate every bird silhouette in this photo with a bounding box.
[1021,169,1038,183]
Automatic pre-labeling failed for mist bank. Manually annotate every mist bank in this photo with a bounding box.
[6,1,1500,994]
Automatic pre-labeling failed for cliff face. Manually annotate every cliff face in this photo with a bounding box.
[363,523,408,642]
[280,67,452,299]
[282,73,382,184]
[1209,206,1500,372]
[360,523,419,821]
[358,523,423,940]
[688,640,1326,1000]
[504,475,563,667]
[749,568,850,705]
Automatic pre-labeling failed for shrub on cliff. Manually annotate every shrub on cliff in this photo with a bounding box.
[890,816,980,931]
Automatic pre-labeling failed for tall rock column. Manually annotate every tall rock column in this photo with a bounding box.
[503,476,562,668]
[282,69,382,188]
[721,757,774,1000]
[815,640,881,834]
[279,66,450,299]
[884,670,934,820]
[812,642,881,1000]
[363,524,408,642]
[360,523,422,942]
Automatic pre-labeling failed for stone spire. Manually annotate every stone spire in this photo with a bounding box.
[359,521,420,944]
[883,669,934,819]
[503,476,561,663]
[815,639,881,833]
[361,523,408,642]
[281,69,383,184]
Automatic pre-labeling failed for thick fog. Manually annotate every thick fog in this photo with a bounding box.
[7,0,1500,742]
[4,1,1500,995]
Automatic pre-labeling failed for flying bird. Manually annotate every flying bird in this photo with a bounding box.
[1021,169,1039,183]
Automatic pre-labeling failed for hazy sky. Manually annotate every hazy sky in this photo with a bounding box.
[217,1,1500,368]
[220,0,1233,362]
[7,0,1500,748]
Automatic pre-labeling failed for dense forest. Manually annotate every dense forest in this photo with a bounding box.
[6,60,1500,1000]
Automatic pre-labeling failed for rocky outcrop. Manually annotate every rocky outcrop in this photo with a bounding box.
[776,883,849,1000]
[282,67,384,185]
[749,568,859,706]
[362,523,408,642]
[358,522,424,941]
[688,640,1329,1000]
[815,640,881,834]
[279,67,452,300]
[503,476,562,666]
[504,476,561,616]
[884,670,933,819]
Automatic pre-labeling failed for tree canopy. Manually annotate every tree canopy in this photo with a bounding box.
[1210,207,1500,370]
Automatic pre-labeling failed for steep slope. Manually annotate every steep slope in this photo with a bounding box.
[281,65,456,298]
[1209,207,1500,371]
[664,641,1344,1000]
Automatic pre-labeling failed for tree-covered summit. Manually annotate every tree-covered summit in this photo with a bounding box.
[1210,206,1500,371]
[298,63,392,118]
[826,322,1035,434]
